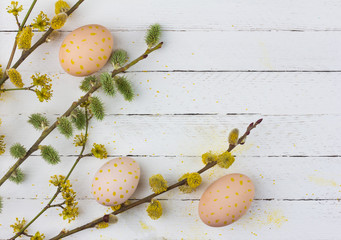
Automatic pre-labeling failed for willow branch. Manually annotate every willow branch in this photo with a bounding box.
[10,109,92,240]
[0,0,85,87]
[0,42,163,188]
[50,118,262,240]
[0,85,35,92]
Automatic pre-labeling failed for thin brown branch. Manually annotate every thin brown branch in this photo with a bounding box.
[0,42,163,188]
[0,0,85,87]
[50,119,262,240]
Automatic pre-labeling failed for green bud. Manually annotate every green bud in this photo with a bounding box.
[57,117,73,138]
[115,76,134,101]
[28,113,49,130]
[89,96,105,120]
[39,145,60,165]
[145,24,161,48]
[9,168,24,184]
[10,143,26,159]
[100,72,116,97]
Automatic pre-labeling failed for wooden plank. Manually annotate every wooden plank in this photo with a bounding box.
[1,31,341,72]
[0,114,340,157]
[1,72,341,115]
[1,156,341,199]
[1,0,341,31]
[0,198,340,239]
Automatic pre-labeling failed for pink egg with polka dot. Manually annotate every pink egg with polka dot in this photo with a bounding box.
[59,24,113,76]
[198,173,255,227]
[91,157,140,206]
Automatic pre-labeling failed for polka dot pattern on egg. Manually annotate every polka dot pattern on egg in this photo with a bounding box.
[91,157,140,206]
[198,173,255,227]
[59,24,113,77]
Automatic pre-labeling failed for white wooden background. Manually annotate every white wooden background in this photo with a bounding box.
[1,0,341,239]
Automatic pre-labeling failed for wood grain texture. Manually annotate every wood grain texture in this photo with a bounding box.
[0,0,340,239]
[1,0,341,31]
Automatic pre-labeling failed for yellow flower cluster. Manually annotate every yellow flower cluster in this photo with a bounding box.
[6,1,23,16]
[51,13,67,30]
[30,231,45,240]
[0,119,5,156]
[31,73,53,102]
[10,217,27,234]
[216,151,235,169]
[32,11,50,32]
[202,150,235,169]
[91,143,108,159]
[202,151,217,165]
[55,0,70,14]
[149,174,168,194]
[49,175,79,223]
[7,68,24,88]
[146,199,162,220]
[228,128,239,145]
[17,26,34,50]
[73,133,87,147]
[178,172,202,193]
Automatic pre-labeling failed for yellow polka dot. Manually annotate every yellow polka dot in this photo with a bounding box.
[124,179,127,182]
[90,33,96,35]
[106,199,110,202]
[114,163,118,167]
[215,219,219,223]
[77,46,80,49]
[80,65,84,70]
[66,49,70,53]
[231,178,235,181]
[95,177,98,180]
[128,172,132,175]
[108,37,111,40]
[107,189,109,192]
[79,56,83,59]
[211,212,214,215]
[131,186,135,189]
[70,41,74,44]
[235,203,238,207]
[226,213,229,216]
[82,39,86,42]
[98,56,102,60]
[66,68,70,72]
[120,195,124,198]
[108,45,112,49]
[89,48,94,51]
[95,42,98,45]
[244,206,247,209]
[208,221,211,224]
[103,55,107,60]
[62,44,66,48]
[214,199,217,202]
[119,187,122,190]
[226,186,230,188]
[113,192,116,196]
[232,215,235,218]
[224,221,227,224]
[76,71,81,74]
[102,38,105,43]
[240,181,243,185]
[97,197,99,200]
[96,26,99,29]
[135,176,138,179]
[87,70,91,73]
[235,192,239,195]
[61,59,65,63]
[248,189,252,192]
[99,170,103,173]
[98,187,101,190]
[108,169,111,172]
[89,26,93,29]
[121,162,124,164]
[119,170,122,173]
[96,63,100,67]
[225,196,229,199]
[102,29,105,32]
[100,48,104,51]
[94,191,96,194]
[126,190,128,193]
[71,59,75,64]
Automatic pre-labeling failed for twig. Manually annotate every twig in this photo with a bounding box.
[0,0,85,87]
[4,0,37,74]
[49,119,262,240]
[0,42,163,187]
[0,85,35,93]
[10,109,92,240]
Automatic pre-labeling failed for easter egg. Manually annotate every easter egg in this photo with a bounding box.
[198,173,255,227]
[91,157,140,206]
[59,24,113,76]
